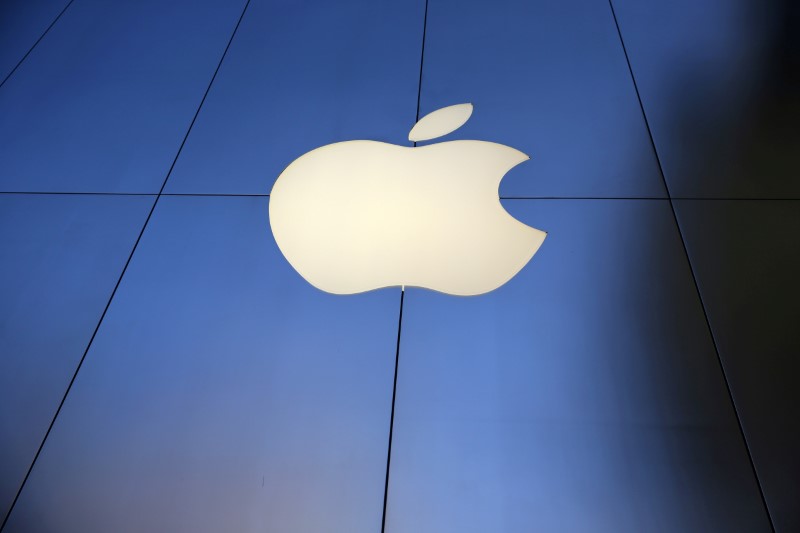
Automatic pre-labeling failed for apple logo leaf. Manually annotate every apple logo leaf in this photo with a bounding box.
[409,103,473,142]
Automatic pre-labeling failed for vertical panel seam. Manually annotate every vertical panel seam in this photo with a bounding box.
[606,1,776,530]
[381,289,406,533]
[381,2,429,531]
[414,0,429,127]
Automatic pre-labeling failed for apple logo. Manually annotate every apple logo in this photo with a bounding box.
[269,103,546,296]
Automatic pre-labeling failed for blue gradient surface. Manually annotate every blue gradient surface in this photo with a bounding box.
[0,194,151,523]
[4,197,400,532]
[418,0,666,198]
[165,0,425,194]
[0,0,70,82]
[0,0,796,530]
[0,0,246,192]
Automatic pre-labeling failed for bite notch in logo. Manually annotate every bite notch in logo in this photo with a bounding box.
[269,103,546,296]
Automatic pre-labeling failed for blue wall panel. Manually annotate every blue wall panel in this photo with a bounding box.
[0,0,246,193]
[165,0,425,194]
[3,197,400,532]
[418,0,666,199]
[0,194,152,524]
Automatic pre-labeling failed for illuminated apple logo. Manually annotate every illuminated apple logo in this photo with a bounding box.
[269,103,546,296]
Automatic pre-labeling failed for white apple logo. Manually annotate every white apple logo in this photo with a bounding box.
[269,103,546,296]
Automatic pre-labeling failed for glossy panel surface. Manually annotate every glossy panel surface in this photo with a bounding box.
[165,0,424,194]
[0,0,69,81]
[613,0,799,198]
[385,200,771,532]
[676,199,800,532]
[418,0,665,199]
[0,194,151,524]
[0,0,246,193]
[4,196,400,532]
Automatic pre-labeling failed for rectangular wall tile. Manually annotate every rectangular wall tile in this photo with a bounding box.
[165,0,425,194]
[0,0,246,193]
[0,193,152,524]
[3,196,400,532]
[418,0,666,199]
